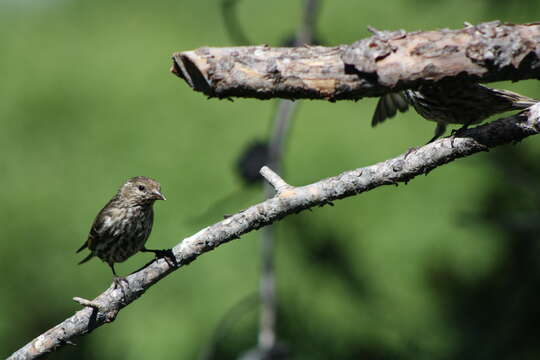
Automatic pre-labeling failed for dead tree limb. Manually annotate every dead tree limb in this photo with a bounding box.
[171,21,540,101]
[8,103,540,360]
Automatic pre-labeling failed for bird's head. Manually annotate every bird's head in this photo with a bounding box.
[119,176,166,206]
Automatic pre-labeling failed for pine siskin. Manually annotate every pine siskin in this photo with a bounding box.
[77,176,166,284]
[372,83,537,143]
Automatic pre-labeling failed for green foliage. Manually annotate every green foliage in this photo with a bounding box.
[1,0,540,359]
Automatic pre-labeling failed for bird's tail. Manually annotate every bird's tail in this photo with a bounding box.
[76,241,87,253]
[76,241,94,264]
[78,252,94,265]
[488,86,538,109]
[513,95,538,109]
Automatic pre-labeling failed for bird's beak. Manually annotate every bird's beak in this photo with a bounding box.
[153,191,166,201]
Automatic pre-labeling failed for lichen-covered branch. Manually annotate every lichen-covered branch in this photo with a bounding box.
[171,21,540,101]
[8,103,540,360]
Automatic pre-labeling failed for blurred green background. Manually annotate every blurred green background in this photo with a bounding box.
[2,0,540,359]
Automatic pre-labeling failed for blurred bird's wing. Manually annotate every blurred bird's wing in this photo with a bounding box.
[371,92,410,126]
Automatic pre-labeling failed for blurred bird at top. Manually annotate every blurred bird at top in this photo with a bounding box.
[76,176,167,286]
[372,82,538,143]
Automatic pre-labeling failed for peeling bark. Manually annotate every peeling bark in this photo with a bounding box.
[171,21,540,101]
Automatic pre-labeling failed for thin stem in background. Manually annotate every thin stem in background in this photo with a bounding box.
[257,0,318,355]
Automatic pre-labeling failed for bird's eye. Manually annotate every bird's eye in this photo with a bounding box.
[138,185,146,191]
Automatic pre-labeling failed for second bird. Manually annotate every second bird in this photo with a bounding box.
[77,176,166,285]
[372,82,537,143]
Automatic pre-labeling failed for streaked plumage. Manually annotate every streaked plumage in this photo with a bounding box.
[77,176,166,280]
[372,83,537,143]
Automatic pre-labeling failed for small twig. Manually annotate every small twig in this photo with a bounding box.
[258,100,297,353]
[260,166,292,193]
[221,0,251,45]
[296,0,320,45]
[72,297,101,310]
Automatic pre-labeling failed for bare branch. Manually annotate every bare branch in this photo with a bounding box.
[8,103,540,360]
[170,21,540,101]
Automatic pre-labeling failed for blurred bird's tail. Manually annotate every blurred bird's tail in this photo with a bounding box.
[78,252,94,265]
[76,242,87,253]
[514,95,538,109]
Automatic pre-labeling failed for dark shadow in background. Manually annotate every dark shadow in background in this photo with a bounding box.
[426,145,540,360]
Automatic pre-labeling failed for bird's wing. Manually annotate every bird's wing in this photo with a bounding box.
[371,92,410,127]
[76,198,118,253]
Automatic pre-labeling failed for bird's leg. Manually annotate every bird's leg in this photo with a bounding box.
[403,146,419,159]
[427,122,447,144]
[405,122,447,159]
[450,123,470,147]
[450,124,469,136]
[141,247,178,268]
[109,263,128,289]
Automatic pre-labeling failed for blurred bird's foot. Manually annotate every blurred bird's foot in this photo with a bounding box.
[449,134,457,148]
[449,129,461,138]
[141,248,178,268]
[450,125,470,147]
[112,276,128,290]
[426,135,440,144]
[427,122,447,144]
[404,146,420,159]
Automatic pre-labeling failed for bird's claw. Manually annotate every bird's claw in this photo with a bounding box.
[404,146,420,159]
[449,125,470,148]
[156,249,178,268]
[143,248,178,268]
[112,276,129,289]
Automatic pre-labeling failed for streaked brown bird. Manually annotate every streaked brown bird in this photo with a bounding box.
[77,176,166,285]
[372,83,537,143]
